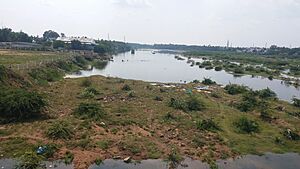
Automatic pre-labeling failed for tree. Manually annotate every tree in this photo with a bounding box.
[71,40,82,50]
[53,40,65,49]
[93,44,107,54]
[43,30,60,41]
[0,28,32,42]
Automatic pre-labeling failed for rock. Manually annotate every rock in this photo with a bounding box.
[123,156,131,163]
[49,165,53,168]
[100,122,106,126]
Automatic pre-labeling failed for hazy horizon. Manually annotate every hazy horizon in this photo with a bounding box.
[1,0,300,47]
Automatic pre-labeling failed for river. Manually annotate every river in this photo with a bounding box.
[66,50,300,102]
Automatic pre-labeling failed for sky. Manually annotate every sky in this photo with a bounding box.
[1,0,300,47]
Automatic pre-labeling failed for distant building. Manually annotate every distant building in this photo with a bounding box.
[56,36,96,45]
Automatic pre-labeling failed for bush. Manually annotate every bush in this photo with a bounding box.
[258,88,277,99]
[234,117,260,134]
[81,78,92,87]
[46,121,74,140]
[29,67,64,84]
[202,78,216,85]
[224,84,248,95]
[233,67,245,74]
[236,92,258,112]
[169,96,205,112]
[169,98,187,111]
[93,61,108,70]
[122,84,131,91]
[197,119,220,132]
[186,96,206,111]
[0,88,46,121]
[16,152,43,169]
[80,87,99,98]
[293,98,300,107]
[74,103,105,120]
[64,151,74,164]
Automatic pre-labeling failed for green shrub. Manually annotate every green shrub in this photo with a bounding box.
[169,98,188,112]
[46,121,74,140]
[234,117,260,134]
[29,67,64,84]
[202,78,216,85]
[258,88,277,99]
[292,98,300,108]
[64,151,74,164]
[74,103,105,120]
[93,61,108,70]
[80,87,99,98]
[186,96,206,111]
[122,84,131,91]
[224,84,248,95]
[233,67,245,74]
[211,92,221,98]
[197,119,220,132]
[236,92,258,112]
[16,152,43,169]
[81,78,92,87]
[0,88,46,121]
[128,91,136,98]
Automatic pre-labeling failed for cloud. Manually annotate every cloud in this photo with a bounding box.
[110,0,152,8]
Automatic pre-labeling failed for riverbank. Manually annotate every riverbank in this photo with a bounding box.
[1,50,300,169]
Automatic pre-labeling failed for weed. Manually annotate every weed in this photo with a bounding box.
[234,117,260,134]
[122,84,131,91]
[197,119,221,132]
[46,121,74,140]
[74,103,105,121]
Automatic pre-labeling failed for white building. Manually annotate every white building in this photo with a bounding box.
[56,36,96,45]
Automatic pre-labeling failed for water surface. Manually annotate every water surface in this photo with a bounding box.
[66,50,300,101]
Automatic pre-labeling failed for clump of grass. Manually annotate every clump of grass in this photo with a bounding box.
[186,96,206,111]
[29,67,64,85]
[80,87,99,98]
[74,103,105,121]
[128,91,136,98]
[169,96,205,112]
[0,88,47,122]
[97,140,111,150]
[46,121,74,140]
[94,158,103,166]
[16,152,43,169]
[163,112,177,121]
[64,151,74,164]
[197,119,221,132]
[202,78,216,85]
[236,92,258,112]
[122,84,131,91]
[210,92,221,98]
[81,78,92,87]
[224,84,248,95]
[234,117,260,134]
[168,148,183,168]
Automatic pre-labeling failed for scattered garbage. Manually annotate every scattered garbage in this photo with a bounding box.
[36,146,47,155]
[123,156,131,163]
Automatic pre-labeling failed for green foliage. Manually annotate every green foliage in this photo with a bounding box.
[169,98,188,112]
[74,103,105,120]
[128,91,136,98]
[94,158,103,166]
[169,96,205,112]
[234,117,260,134]
[283,129,300,141]
[64,151,74,164]
[292,98,300,107]
[214,66,222,71]
[122,84,132,91]
[0,88,46,121]
[52,40,65,49]
[73,56,88,68]
[168,149,182,168]
[43,30,59,40]
[29,67,64,84]
[80,87,99,98]
[81,78,92,87]
[186,96,206,111]
[0,28,32,42]
[202,78,216,85]
[93,61,108,70]
[236,92,258,112]
[97,140,111,150]
[163,112,177,121]
[197,119,221,132]
[16,152,43,169]
[233,67,245,74]
[46,121,74,140]
[258,88,277,99]
[224,84,248,95]
[71,40,82,50]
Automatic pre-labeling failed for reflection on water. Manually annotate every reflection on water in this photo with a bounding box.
[66,50,300,101]
[1,153,300,169]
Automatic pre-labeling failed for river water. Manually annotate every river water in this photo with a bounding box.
[66,50,300,102]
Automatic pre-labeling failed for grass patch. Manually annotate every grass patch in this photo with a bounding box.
[74,103,106,121]
[46,120,74,140]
